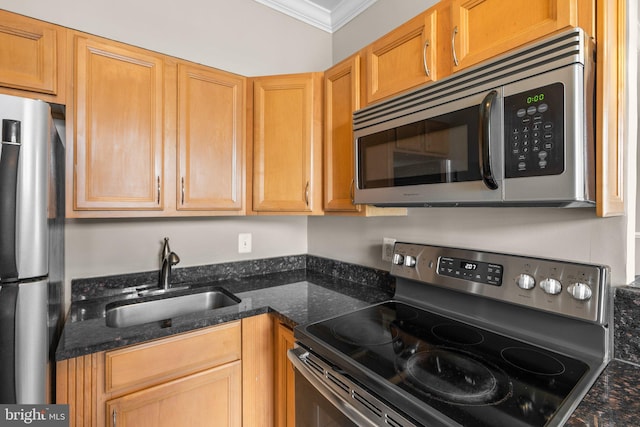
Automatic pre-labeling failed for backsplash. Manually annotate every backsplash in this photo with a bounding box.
[614,283,640,364]
[71,255,394,302]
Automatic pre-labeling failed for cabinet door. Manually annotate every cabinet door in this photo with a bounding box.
[275,323,295,427]
[364,9,436,105]
[177,64,245,211]
[0,10,63,101]
[107,362,241,427]
[595,0,624,217]
[252,73,322,214]
[73,34,164,210]
[324,55,360,212]
[450,0,584,71]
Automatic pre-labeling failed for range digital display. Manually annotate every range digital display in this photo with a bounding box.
[461,261,478,271]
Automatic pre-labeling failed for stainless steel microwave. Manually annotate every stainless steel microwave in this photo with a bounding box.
[354,28,595,207]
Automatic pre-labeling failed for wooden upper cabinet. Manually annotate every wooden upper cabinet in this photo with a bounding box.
[364,9,437,105]
[450,0,592,72]
[72,33,164,211]
[324,54,360,212]
[177,63,245,212]
[0,10,65,102]
[595,0,624,217]
[251,73,323,214]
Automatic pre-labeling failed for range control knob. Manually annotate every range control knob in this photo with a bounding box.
[540,278,562,295]
[392,253,405,265]
[567,282,593,301]
[404,255,417,268]
[515,273,536,290]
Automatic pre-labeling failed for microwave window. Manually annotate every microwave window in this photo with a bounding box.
[358,106,481,188]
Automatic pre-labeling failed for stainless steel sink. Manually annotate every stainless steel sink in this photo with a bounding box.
[105,288,240,328]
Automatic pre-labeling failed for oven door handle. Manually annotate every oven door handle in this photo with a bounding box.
[287,347,378,427]
[479,90,499,190]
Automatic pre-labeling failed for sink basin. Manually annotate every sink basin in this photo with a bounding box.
[105,288,240,328]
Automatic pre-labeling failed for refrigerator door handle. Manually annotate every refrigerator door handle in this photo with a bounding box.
[0,118,21,404]
[0,283,18,403]
[0,119,21,280]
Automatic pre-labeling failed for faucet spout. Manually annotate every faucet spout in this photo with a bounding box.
[160,238,180,290]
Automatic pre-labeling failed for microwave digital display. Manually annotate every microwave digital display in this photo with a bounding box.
[526,93,546,104]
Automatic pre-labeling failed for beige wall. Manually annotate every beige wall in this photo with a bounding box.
[66,217,308,279]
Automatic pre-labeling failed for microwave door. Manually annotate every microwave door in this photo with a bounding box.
[354,90,504,206]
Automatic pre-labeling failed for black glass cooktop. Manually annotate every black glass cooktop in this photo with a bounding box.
[303,301,589,427]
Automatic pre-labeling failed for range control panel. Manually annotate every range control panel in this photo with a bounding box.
[390,242,609,324]
[438,257,503,286]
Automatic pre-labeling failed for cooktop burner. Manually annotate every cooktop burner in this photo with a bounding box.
[397,348,511,405]
[304,301,589,427]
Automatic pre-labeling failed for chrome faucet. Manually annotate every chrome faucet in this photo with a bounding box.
[160,237,180,290]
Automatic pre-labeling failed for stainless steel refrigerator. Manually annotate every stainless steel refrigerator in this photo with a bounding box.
[0,94,65,404]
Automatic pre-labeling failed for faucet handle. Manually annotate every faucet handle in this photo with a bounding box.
[162,237,171,258]
[169,251,180,266]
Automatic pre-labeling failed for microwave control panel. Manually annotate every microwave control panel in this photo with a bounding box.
[504,82,564,178]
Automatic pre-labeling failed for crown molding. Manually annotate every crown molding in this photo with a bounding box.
[254,0,377,33]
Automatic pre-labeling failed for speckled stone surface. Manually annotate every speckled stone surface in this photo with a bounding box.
[613,284,640,363]
[566,360,640,426]
[566,284,640,426]
[56,257,394,360]
[70,255,308,301]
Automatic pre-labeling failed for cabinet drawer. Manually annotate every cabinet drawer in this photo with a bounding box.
[105,321,241,395]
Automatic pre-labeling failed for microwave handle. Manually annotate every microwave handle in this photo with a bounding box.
[479,90,499,190]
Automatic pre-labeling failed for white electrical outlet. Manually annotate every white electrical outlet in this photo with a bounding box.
[382,237,396,262]
[238,233,252,253]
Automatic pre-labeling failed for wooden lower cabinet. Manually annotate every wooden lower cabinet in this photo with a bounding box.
[106,362,241,427]
[274,322,295,427]
[57,321,244,427]
[241,314,275,426]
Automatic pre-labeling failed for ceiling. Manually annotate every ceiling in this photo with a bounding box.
[254,0,378,33]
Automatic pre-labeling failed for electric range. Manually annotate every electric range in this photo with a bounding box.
[290,243,610,427]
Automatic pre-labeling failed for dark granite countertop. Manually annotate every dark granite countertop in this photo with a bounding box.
[56,257,640,425]
[565,284,640,426]
[55,264,393,360]
[566,359,640,426]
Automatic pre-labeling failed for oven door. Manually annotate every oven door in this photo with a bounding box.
[288,347,372,427]
[354,89,504,207]
[288,347,417,427]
